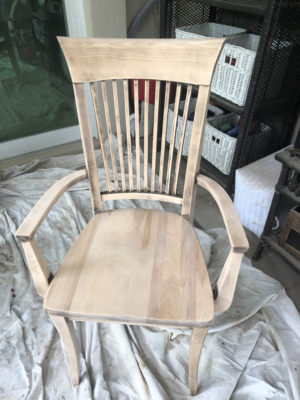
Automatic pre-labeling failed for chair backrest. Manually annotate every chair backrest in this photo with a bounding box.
[58,37,224,220]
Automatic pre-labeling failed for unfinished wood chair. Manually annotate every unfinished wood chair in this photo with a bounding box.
[16,37,249,395]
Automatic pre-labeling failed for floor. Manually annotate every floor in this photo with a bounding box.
[1,138,300,312]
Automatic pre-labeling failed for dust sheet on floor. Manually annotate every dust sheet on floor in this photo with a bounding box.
[0,144,300,400]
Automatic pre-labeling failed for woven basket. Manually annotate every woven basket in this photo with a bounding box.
[175,22,246,40]
[203,113,240,175]
[166,98,224,156]
[176,23,260,106]
[211,34,260,106]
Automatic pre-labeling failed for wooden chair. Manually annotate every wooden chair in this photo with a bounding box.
[16,37,249,395]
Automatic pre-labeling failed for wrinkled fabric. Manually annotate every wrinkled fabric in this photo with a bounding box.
[0,149,300,400]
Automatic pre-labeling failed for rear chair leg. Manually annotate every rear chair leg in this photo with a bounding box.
[189,327,208,396]
[50,314,80,385]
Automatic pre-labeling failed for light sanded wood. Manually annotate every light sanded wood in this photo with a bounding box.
[50,315,80,386]
[112,79,126,191]
[172,84,192,195]
[21,239,51,297]
[19,38,228,394]
[16,169,87,240]
[67,315,210,329]
[166,83,182,194]
[158,81,171,192]
[90,82,112,192]
[101,192,183,204]
[44,209,214,327]
[182,86,210,221]
[189,327,208,395]
[144,79,149,191]
[123,79,134,191]
[196,174,249,253]
[73,83,102,213]
[57,37,225,85]
[134,80,141,191]
[214,251,243,313]
[151,80,160,192]
[101,80,119,191]
[134,79,141,191]
[196,174,248,313]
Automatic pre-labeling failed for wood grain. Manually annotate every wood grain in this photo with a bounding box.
[196,174,249,313]
[73,83,102,213]
[101,80,119,191]
[166,83,182,194]
[90,82,112,192]
[57,37,225,85]
[151,80,160,192]
[214,250,244,313]
[182,86,210,221]
[144,79,149,191]
[21,239,51,297]
[50,315,80,385]
[189,327,208,395]
[123,79,134,191]
[44,209,214,327]
[196,174,249,253]
[101,191,183,204]
[172,84,192,195]
[112,79,126,191]
[134,80,141,191]
[158,81,171,192]
[16,169,87,240]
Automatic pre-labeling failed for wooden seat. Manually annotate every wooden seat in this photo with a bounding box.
[16,37,249,395]
[44,209,214,326]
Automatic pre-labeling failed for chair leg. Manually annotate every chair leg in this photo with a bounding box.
[50,314,80,386]
[189,327,208,396]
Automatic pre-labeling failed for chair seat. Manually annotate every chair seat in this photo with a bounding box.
[44,208,214,327]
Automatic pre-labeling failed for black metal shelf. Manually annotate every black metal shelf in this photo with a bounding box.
[263,234,300,271]
[185,0,268,15]
[253,147,300,268]
[277,185,300,203]
[210,93,244,114]
[276,149,300,174]
[163,0,300,193]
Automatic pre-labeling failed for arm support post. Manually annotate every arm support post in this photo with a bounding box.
[196,174,249,312]
[16,170,87,297]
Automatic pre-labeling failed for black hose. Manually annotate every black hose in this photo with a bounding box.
[127,0,160,38]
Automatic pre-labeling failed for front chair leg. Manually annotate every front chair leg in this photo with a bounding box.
[189,327,208,396]
[50,314,80,385]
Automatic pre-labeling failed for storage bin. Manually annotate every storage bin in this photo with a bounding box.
[211,34,260,106]
[234,150,284,237]
[203,113,239,175]
[176,23,260,106]
[166,98,224,157]
[175,22,246,40]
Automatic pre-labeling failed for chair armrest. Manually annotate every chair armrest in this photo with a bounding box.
[196,174,248,253]
[16,169,87,242]
[15,169,87,297]
[196,174,249,312]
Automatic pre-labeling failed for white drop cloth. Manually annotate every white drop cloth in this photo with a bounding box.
[0,148,300,400]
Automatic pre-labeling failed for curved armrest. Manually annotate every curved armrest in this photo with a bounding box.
[16,169,87,242]
[196,174,249,312]
[16,169,87,297]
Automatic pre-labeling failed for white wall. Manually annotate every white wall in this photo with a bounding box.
[84,0,127,38]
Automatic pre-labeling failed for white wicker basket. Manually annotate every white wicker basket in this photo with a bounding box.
[166,98,224,156]
[175,22,246,40]
[211,34,260,106]
[202,113,240,175]
[176,23,260,106]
